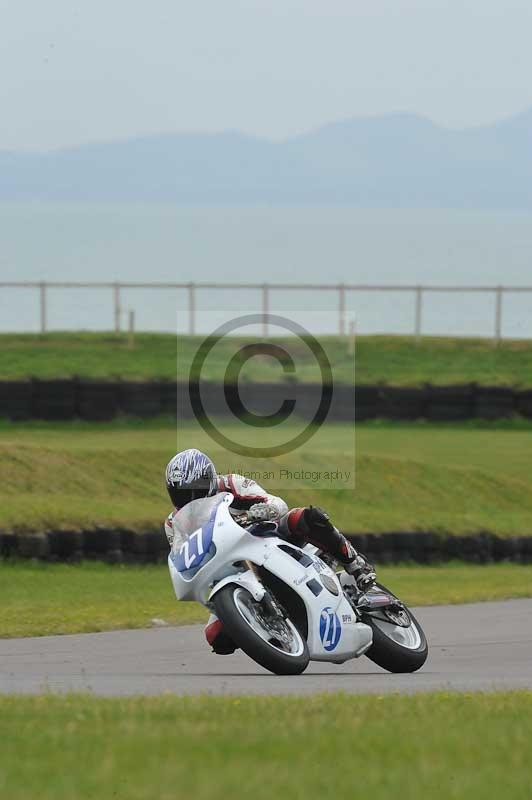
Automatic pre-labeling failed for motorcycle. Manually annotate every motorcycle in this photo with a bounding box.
[168,492,428,675]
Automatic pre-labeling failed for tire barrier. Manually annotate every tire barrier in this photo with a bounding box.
[475,386,516,420]
[0,381,33,420]
[354,386,381,421]
[160,381,178,416]
[78,381,120,421]
[118,381,162,417]
[2,528,532,564]
[425,384,476,422]
[31,379,78,420]
[376,387,427,421]
[0,379,530,422]
[347,531,531,564]
[516,390,532,420]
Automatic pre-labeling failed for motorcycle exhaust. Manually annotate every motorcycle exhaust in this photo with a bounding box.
[356,591,402,612]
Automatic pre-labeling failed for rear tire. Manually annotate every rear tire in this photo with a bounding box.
[213,584,310,675]
[362,583,428,673]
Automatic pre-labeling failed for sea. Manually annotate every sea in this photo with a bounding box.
[1,205,532,339]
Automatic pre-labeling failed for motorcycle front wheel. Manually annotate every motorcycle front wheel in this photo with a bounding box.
[361,583,428,673]
[213,584,310,675]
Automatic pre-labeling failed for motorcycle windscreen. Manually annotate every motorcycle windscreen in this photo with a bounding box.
[171,493,229,552]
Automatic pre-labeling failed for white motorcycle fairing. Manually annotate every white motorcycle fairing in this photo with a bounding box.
[168,493,373,663]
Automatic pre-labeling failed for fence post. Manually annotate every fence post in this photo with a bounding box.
[338,284,346,337]
[494,286,503,346]
[415,286,423,345]
[188,282,195,336]
[128,310,135,349]
[39,282,47,334]
[262,283,269,338]
[114,283,121,334]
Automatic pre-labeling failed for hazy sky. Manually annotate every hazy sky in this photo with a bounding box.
[2,0,531,152]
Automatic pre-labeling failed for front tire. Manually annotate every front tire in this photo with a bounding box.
[213,584,310,675]
[361,583,428,673]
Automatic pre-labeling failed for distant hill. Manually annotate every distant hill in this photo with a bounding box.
[1,108,531,207]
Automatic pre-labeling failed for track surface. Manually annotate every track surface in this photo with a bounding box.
[1,600,531,696]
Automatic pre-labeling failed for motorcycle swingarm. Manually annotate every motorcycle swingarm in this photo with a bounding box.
[354,593,411,627]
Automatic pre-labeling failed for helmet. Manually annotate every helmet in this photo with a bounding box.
[165,449,217,508]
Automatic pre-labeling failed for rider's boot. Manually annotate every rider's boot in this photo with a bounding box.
[343,551,378,590]
[284,506,377,589]
[204,614,237,655]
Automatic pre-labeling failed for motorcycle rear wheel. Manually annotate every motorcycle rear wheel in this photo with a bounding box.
[361,583,428,673]
[214,584,310,675]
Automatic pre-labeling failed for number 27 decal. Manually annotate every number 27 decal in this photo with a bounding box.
[177,529,205,570]
[172,506,218,578]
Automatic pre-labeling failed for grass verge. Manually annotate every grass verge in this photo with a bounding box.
[1,561,531,638]
[1,421,532,535]
[3,331,532,385]
[0,692,531,800]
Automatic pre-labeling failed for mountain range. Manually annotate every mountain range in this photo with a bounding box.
[1,108,531,207]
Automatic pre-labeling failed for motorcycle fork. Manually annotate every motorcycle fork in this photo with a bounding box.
[244,559,287,619]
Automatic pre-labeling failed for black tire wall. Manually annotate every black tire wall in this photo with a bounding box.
[0,379,527,421]
[3,528,532,563]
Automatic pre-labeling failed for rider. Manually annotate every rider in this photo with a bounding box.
[165,448,376,655]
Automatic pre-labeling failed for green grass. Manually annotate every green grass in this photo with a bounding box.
[0,562,204,638]
[2,331,532,385]
[0,692,531,800]
[1,561,531,638]
[1,420,532,536]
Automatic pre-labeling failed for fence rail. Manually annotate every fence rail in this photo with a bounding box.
[2,281,532,343]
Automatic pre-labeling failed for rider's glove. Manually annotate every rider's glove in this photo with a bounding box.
[248,503,277,522]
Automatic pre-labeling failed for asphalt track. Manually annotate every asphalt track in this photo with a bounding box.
[1,600,531,695]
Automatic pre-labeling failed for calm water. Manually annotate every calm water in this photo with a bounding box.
[1,205,532,338]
